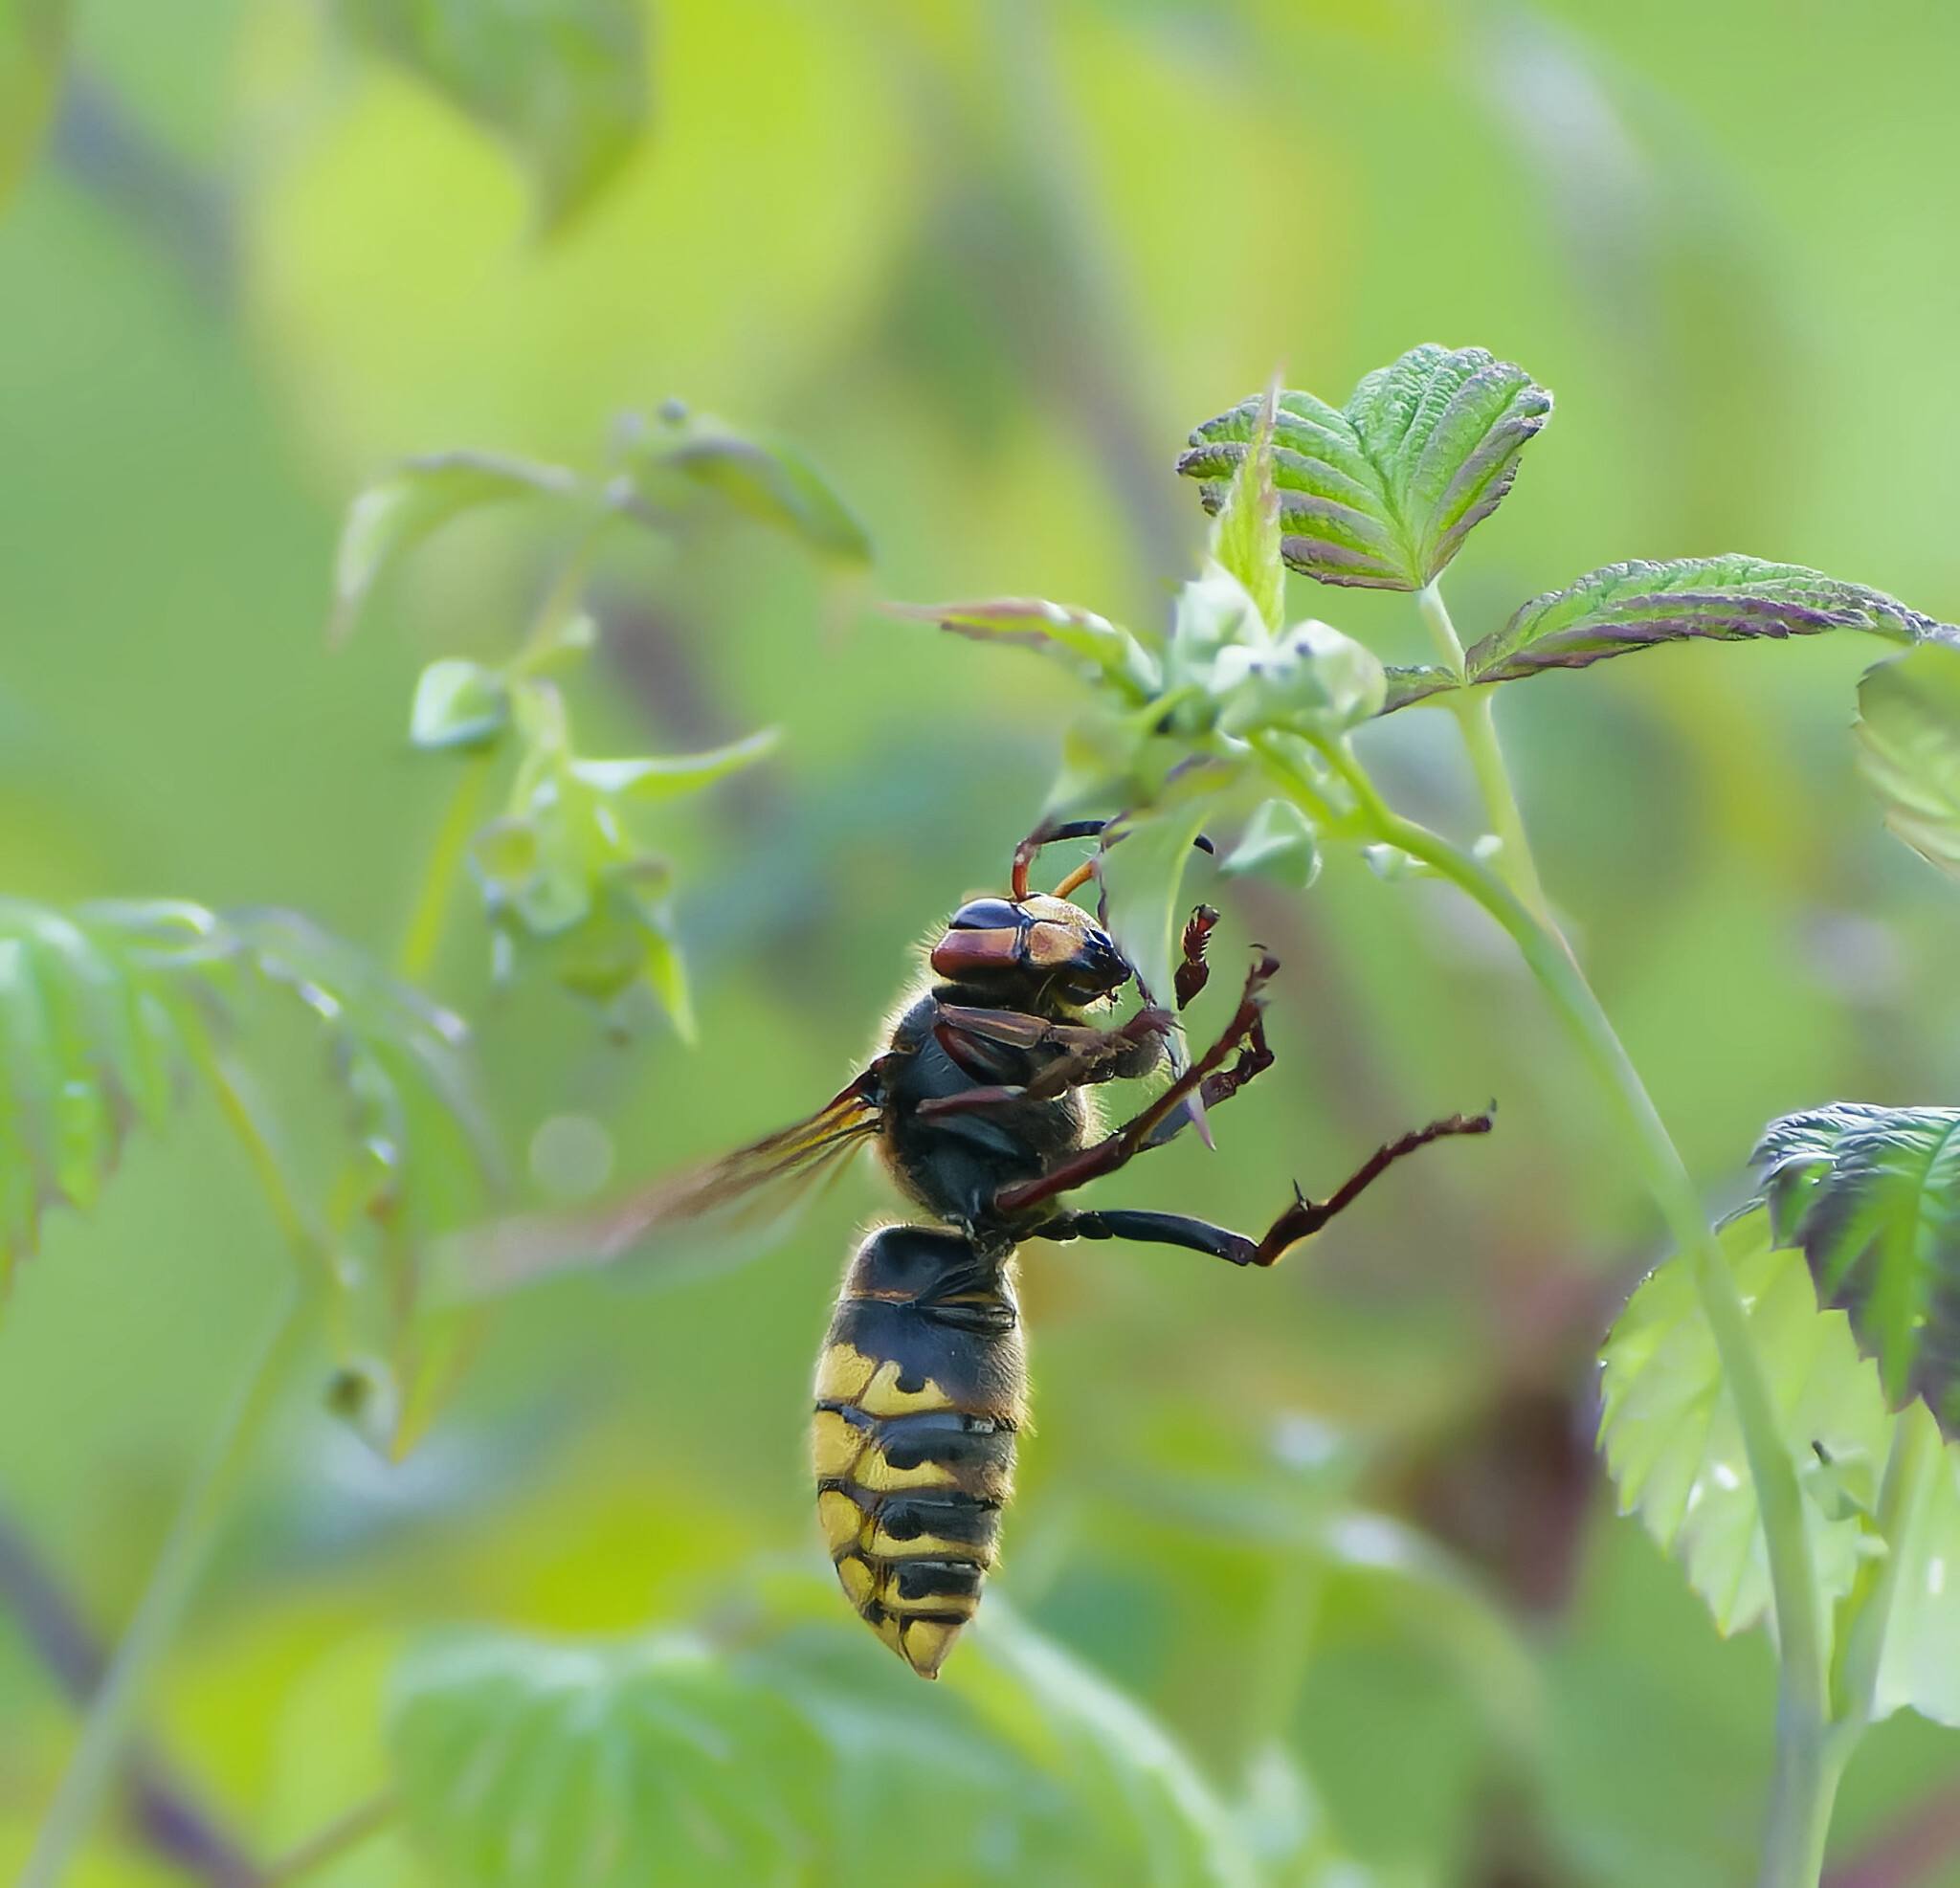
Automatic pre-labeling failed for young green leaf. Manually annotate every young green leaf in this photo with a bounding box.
[1209,619,1386,739]
[332,452,584,642]
[1598,1207,1892,1637]
[1856,641,1960,881]
[0,0,65,212]
[1179,345,1551,591]
[1452,556,1958,697]
[1220,799,1320,889]
[0,901,183,1283]
[622,408,873,565]
[1862,1401,1960,1727]
[331,0,649,232]
[1207,380,1283,633]
[1378,662,1456,714]
[390,1631,833,1887]
[410,659,511,752]
[567,728,780,802]
[1753,1103,1960,1432]
[898,597,1163,705]
[1097,777,1227,1011]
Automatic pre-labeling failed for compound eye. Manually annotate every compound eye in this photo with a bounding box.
[947,898,1022,931]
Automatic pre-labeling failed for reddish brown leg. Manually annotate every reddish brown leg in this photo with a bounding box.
[992,954,1280,1218]
[1030,1108,1496,1267]
[1174,905,1219,1010]
[921,1008,1172,1121]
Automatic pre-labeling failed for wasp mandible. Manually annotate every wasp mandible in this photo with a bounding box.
[502,820,1491,1679]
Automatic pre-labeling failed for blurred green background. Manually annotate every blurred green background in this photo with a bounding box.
[4,2,1960,1883]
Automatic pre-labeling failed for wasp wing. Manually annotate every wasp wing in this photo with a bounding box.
[434,1064,886,1301]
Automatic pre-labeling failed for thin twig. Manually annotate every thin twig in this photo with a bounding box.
[261,1794,398,1886]
[19,1284,311,1888]
[0,1504,261,1888]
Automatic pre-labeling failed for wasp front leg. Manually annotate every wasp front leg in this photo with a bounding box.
[918,1005,1170,1122]
[991,955,1280,1215]
[1173,904,1219,1010]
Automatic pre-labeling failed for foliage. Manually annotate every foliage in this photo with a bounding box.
[0,900,177,1280]
[329,0,650,232]
[1857,640,1960,880]
[1753,1104,1960,1432]
[0,898,497,1447]
[1382,558,1959,712]
[389,1576,1373,1888]
[1596,1208,1890,1637]
[9,11,1960,1888]
[1178,345,1550,591]
[334,405,861,1026]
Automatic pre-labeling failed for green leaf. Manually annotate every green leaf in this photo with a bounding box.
[1207,381,1283,633]
[242,921,498,1452]
[1863,1401,1960,1727]
[1179,344,1550,591]
[0,0,65,213]
[1164,565,1270,697]
[1220,799,1320,890]
[1598,1206,1892,1636]
[410,659,511,752]
[1450,556,1959,700]
[390,1631,833,1887]
[470,754,698,1027]
[1753,1103,1960,1431]
[567,727,779,802]
[896,597,1163,707]
[234,912,496,1211]
[389,1588,1261,1888]
[332,452,583,642]
[1379,662,1455,715]
[1209,619,1386,739]
[623,408,872,565]
[332,0,649,232]
[1045,710,1185,820]
[1857,640,1960,881]
[0,900,184,1282]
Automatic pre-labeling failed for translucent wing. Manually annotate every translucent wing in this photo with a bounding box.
[435,1064,886,1301]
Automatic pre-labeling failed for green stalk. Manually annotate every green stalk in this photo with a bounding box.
[1414,582,1551,924]
[395,522,607,984]
[263,1792,399,1885]
[396,749,491,984]
[20,1281,313,1888]
[1829,1409,1944,1727]
[1258,728,1838,1888]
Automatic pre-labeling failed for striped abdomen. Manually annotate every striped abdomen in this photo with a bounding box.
[810,1223,1024,1678]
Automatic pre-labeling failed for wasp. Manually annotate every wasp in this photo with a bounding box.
[481,820,1491,1679]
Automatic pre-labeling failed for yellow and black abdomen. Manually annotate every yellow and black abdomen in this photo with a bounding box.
[811,1223,1024,1678]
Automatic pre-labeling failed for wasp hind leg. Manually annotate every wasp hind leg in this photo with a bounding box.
[1029,1109,1496,1268]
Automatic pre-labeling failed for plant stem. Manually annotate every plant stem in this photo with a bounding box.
[396,750,491,984]
[395,522,607,986]
[1833,1410,1943,1732]
[20,1281,313,1888]
[262,1793,398,1885]
[1264,729,1838,1888]
[1414,583,1551,924]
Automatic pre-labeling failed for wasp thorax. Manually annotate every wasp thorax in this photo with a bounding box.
[929,892,1130,1003]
